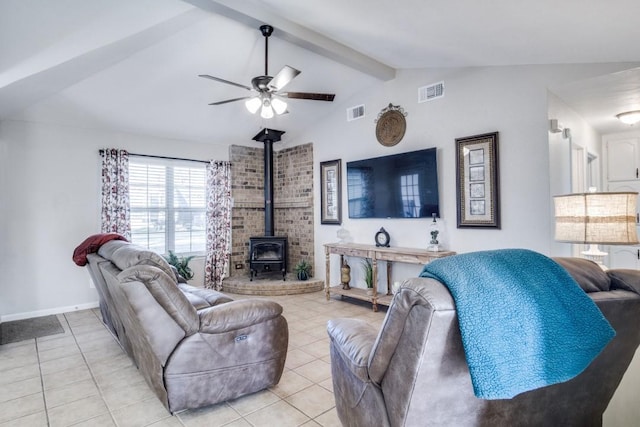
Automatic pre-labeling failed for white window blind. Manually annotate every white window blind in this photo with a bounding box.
[129,156,206,255]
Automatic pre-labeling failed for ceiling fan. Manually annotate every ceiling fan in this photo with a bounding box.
[199,24,335,119]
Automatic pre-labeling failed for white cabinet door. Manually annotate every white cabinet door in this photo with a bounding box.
[606,181,640,268]
[607,138,640,182]
[608,246,640,269]
[607,181,640,227]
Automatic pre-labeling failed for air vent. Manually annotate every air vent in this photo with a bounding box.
[418,81,444,103]
[347,104,365,121]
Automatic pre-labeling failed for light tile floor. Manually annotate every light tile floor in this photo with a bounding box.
[0,291,387,427]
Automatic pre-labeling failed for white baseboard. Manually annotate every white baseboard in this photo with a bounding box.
[1,301,100,322]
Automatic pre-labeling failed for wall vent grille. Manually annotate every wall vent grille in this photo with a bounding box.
[418,81,444,103]
[347,104,365,121]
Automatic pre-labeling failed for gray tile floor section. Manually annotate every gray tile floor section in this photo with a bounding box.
[0,291,386,426]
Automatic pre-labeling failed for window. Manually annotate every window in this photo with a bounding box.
[129,156,206,255]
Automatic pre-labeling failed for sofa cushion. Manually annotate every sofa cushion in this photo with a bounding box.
[553,257,610,292]
[109,244,176,283]
[607,269,640,295]
[178,284,233,307]
[97,239,130,260]
[118,265,199,336]
[182,292,212,310]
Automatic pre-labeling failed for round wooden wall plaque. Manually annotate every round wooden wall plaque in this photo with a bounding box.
[375,106,407,147]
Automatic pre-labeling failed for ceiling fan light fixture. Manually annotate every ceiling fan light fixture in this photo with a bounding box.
[245,97,261,114]
[260,103,274,119]
[616,110,640,125]
[201,24,334,114]
[271,97,287,115]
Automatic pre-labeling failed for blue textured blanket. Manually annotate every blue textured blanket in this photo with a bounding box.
[419,249,615,399]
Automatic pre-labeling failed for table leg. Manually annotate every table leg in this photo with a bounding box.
[372,258,378,312]
[325,247,331,301]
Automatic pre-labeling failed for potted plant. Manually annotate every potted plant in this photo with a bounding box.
[362,258,374,295]
[294,259,312,281]
[164,251,195,281]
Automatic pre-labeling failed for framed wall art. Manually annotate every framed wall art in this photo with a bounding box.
[455,132,501,228]
[320,159,342,225]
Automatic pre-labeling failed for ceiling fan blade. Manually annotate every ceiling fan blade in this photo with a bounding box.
[208,96,251,106]
[285,92,335,102]
[268,66,301,91]
[199,74,253,91]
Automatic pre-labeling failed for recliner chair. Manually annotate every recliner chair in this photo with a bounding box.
[328,257,640,426]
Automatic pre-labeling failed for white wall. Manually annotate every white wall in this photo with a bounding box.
[302,63,634,287]
[0,120,228,320]
[547,91,604,257]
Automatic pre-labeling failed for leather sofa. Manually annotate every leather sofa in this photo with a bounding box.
[85,239,288,413]
[328,257,640,426]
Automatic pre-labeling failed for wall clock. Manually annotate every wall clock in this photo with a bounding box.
[375,103,408,147]
[375,227,390,247]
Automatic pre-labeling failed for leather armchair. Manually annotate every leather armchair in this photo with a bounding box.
[328,258,640,426]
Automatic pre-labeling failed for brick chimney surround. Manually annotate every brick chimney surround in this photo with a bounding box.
[229,143,314,279]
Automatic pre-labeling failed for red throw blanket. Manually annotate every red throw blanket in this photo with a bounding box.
[73,233,128,266]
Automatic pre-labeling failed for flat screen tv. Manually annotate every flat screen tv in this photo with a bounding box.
[347,148,439,219]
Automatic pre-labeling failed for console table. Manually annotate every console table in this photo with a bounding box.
[324,242,456,311]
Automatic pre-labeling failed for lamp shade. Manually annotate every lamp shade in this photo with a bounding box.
[554,192,639,245]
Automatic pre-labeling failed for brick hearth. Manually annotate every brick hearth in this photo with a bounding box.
[222,275,324,296]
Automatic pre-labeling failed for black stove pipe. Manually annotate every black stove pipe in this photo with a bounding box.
[252,128,284,237]
[264,139,274,236]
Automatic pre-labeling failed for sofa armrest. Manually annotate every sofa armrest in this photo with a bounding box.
[198,299,283,333]
[327,318,378,382]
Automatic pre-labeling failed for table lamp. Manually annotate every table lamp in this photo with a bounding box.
[553,192,639,269]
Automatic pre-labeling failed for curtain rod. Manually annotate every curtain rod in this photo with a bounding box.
[99,149,225,165]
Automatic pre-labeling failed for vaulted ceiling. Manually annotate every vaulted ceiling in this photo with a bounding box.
[2,0,640,145]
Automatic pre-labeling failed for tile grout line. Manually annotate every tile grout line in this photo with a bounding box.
[64,311,121,427]
[35,318,57,427]
[28,337,50,427]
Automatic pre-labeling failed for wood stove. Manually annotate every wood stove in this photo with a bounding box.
[249,236,287,280]
[249,128,288,281]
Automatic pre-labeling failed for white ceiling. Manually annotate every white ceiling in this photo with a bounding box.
[2,0,640,144]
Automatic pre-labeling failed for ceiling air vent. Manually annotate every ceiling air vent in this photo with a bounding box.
[347,104,365,121]
[418,81,444,103]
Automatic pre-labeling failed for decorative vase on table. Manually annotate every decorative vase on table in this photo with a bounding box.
[341,260,351,290]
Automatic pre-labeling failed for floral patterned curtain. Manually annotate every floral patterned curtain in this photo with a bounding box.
[205,161,232,290]
[100,149,130,240]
